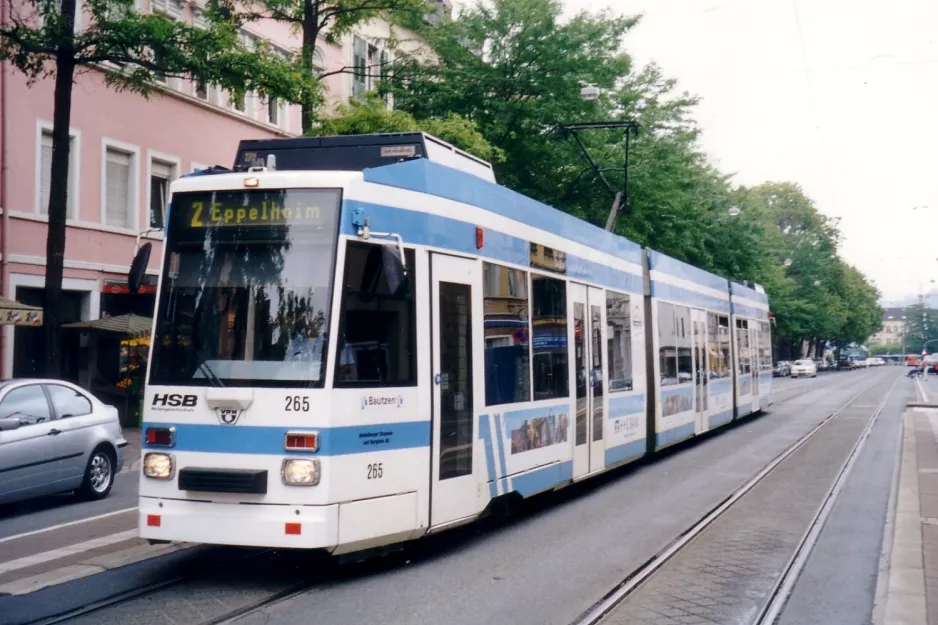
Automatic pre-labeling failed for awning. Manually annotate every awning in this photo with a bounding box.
[0,297,43,326]
[62,313,152,338]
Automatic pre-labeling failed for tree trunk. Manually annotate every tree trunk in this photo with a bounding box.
[300,0,322,134]
[41,0,77,377]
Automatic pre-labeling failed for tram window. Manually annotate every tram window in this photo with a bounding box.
[333,242,416,387]
[736,319,751,375]
[759,322,772,372]
[719,316,731,376]
[574,302,587,446]
[606,291,632,392]
[675,306,692,384]
[658,302,678,387]
[483,263,531,406]
[707,314,729,379]
[531,274,568,400]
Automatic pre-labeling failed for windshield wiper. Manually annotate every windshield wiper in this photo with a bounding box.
[162,324,225,388]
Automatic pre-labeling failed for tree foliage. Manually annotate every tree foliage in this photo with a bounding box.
[382,0,882,357]
[901,304,938,355]
[313,94,501,162]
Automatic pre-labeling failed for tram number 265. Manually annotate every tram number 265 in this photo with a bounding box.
[367,463,384,480]
[284,396,310,412]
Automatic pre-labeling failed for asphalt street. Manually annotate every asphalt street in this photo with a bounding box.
[0,367,906,625]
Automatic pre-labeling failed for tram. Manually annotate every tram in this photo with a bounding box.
[135,133,772,553]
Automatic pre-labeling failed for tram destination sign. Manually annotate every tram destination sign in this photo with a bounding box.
[176,190,339,229]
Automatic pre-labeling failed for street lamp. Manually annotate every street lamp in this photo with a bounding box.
[783,258,793,267]
[728,206,741,217]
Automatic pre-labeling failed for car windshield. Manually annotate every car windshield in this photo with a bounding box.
[148,188,341,388]
[795,360,813,366]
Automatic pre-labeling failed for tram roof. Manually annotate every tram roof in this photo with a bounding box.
[362,157,644,265]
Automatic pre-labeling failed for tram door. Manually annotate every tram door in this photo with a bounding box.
[571,283,607,480]
[430,253,483,528]
[691,309,708,434]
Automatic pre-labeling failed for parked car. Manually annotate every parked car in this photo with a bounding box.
[837,356,856,370]
[773,361,791,377]
[790,359,818,378]
[0,379,126,505]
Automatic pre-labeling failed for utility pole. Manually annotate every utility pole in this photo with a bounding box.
[557,121,640,233]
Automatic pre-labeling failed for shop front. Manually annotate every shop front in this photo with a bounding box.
[63,313,152,427]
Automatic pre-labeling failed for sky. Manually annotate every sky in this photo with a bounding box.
[452,0,938,305]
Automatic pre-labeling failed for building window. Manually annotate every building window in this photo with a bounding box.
[531,274,568,400]
[149,158,175,228]
[352,36,366,99]
[606,291,632,392]
[379,49,390,103]
[267,96,280,126]
[192,6,208,28]
[37,127,78,219]
[230,91,246,113]
[104,146,134,228]
[333,242,417,387]
[194,80,208,101]
[483,262,530,406]
[312,46,325,76]
[150,0,184,18]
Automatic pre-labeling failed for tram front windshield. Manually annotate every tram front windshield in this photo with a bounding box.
[149,188,341,388]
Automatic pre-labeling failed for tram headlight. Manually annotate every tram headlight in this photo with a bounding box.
[281,459,320,486]
[143,453,174,480]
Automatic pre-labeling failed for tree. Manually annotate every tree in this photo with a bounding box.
[388,0,884,360]
[0,0,312,376]
[236,0,427,133]
[313,94,500,161]
[902,304,938,354]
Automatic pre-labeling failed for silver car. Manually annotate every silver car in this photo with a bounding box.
[0,379,127,504]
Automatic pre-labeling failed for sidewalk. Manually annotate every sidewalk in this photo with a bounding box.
[878,378,938,625]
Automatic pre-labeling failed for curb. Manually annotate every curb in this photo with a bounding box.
[881,409,927,625]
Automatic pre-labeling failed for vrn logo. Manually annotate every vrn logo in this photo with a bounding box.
[361,395,404,409]
[152,394,198,408]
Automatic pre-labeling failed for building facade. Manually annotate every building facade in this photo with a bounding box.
[0,0,445,381]
[869,307,908,348]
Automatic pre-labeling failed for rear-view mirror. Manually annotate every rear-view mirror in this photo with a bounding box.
[128,242,152,295]
[0,417,22,431]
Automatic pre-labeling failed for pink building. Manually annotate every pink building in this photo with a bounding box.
[0,0,446,384]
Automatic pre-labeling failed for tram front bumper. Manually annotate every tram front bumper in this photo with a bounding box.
[138,497,339,549]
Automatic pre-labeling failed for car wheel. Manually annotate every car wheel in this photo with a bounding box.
[79,448,115,501]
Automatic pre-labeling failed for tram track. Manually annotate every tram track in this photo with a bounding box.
[14,370,885,625]
[570,370,902,625]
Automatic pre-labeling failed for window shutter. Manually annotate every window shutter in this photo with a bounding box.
[151,160,172,180]
[39,132,53,215]
[106,148,131,228]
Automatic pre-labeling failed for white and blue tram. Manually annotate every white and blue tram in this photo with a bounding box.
[136,133,772,553]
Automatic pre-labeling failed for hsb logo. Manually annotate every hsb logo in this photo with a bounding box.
[152,394,198,408]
